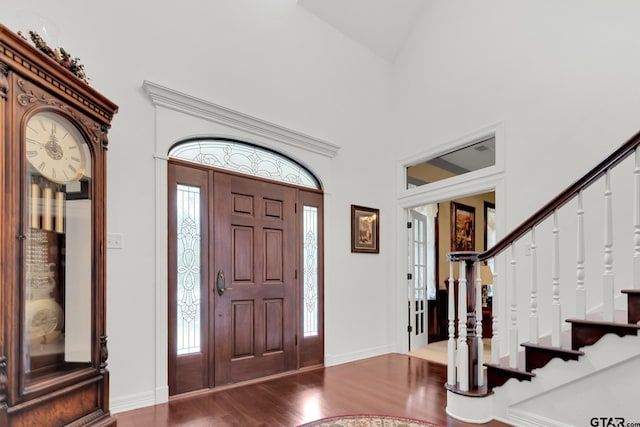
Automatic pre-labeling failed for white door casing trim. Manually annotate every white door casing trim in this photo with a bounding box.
[395,122,506,354]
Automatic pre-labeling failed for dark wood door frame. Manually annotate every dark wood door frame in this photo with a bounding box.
[168,159,324,395]
[168,163,211,394]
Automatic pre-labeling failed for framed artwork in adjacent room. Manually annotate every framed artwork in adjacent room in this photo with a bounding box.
[351,204,379,253]
[451,201,475,251]
[484,201,496,251]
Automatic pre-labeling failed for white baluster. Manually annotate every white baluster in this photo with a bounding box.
[576,191,586,319]
[634,149,640,290]
[530,228,538,344]
[509,245,518,369]
[458,262,469,391]
[552,210,562,347]
[603,170,615,322]
[475,261,484,387]
[447,263,456,386]
[491,268,500,364]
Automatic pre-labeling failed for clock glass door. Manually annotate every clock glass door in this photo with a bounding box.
[23,112,93,385]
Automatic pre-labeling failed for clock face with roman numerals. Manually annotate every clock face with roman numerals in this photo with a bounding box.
[25,111,86,184]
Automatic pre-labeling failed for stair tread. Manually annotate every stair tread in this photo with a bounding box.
[484,362,536,378]
[469,290,640,392]
[520,342,584,356]
[566,318,640,328]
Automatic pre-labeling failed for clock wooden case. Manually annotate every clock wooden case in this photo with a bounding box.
[0,25,118,426]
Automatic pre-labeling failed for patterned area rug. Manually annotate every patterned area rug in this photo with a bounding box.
[298,414,442,427]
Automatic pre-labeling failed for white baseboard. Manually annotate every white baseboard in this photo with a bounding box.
[111,346,396,414]
[110,389,157,414]
[325,344,395,366]
[155,385,169,404]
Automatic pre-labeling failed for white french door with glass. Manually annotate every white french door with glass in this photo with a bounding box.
[408,209,428,351]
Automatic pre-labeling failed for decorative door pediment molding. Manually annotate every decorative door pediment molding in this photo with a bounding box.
[142,80,340,158]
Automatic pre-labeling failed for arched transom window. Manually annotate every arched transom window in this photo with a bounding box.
[169,138,321,189]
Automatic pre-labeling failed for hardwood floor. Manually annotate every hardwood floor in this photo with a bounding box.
[114,353,510,427]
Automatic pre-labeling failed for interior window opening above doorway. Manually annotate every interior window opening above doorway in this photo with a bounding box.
[406,137,495,188]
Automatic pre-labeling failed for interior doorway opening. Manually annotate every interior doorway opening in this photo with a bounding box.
[407,191,495,356]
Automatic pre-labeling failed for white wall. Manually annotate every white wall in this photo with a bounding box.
[391,0,640,347]
[389,3,640,422]
[5,0,640,417]
[2,0,399,411]
[393,0,640,227]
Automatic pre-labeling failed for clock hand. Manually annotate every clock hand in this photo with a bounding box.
[45,142,64,160]
[44,125,64,161]
[26,137,46,147]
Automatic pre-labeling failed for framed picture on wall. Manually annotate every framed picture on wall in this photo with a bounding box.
[484,201,496,251]
[451,202,475,251]
[351,205,379,253]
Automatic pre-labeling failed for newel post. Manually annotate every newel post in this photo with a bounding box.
[448,251,480,391]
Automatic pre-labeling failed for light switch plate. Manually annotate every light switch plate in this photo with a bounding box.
[107,233,124,249]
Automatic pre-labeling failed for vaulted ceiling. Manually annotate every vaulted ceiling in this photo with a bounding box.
[298,0,492,175]
[298,0,426,63]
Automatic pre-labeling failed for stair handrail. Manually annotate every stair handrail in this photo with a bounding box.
[446,129,640,398]
[476,129,640,263]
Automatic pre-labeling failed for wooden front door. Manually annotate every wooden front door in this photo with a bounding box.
[212,172,297,385]
[168,162,299,394]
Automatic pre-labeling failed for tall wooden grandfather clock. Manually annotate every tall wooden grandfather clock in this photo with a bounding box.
[0,24,118,426]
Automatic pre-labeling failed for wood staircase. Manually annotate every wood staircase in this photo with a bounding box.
[445,128,640,412]
[484,289,640,389]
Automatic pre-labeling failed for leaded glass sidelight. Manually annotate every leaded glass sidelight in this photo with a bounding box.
[170,139,321,189]
[176,184,202,355]
[303,206,319,337]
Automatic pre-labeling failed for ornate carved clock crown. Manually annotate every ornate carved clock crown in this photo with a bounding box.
[0,24,118,426]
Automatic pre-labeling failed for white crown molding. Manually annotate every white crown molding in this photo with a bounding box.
[142,80,340,158]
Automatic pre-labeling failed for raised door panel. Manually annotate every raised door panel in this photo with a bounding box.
[264,229,283,282]
[264,299,284,353]
[232,225,254,283]
[232,301,255,358]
